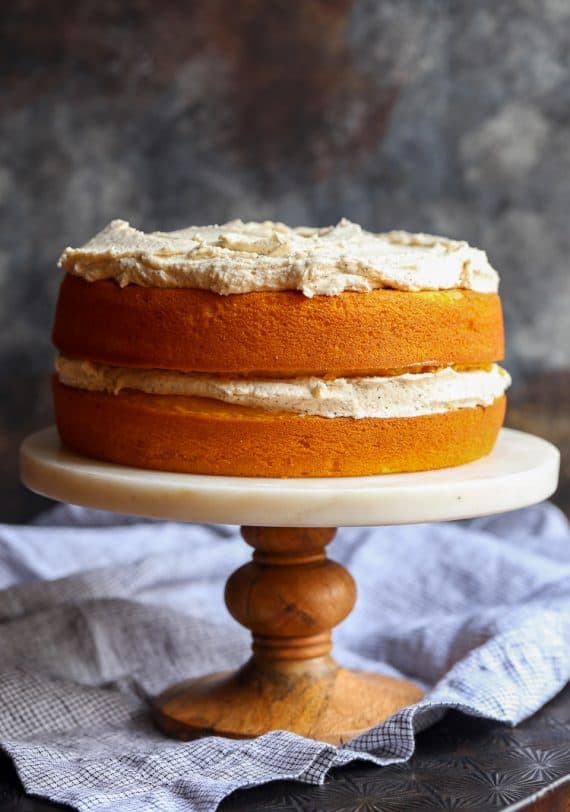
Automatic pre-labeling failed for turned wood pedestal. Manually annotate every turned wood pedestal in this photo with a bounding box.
[20,428,560,744]
[154,526,422,743]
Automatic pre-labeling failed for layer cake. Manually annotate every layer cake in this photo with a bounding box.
[52,218,510,477]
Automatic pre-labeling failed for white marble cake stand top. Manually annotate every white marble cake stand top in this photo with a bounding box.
[20,427,559,527]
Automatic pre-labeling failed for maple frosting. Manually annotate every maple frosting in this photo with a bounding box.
[59,218,499,296]
[55,357,510,419]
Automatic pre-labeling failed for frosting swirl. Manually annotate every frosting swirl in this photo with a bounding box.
[59,218,499,297]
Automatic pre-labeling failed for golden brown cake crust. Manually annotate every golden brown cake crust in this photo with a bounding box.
[53,378,506,478]
[53,276,504,377]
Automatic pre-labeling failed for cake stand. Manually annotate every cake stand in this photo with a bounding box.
[20,427,559,744]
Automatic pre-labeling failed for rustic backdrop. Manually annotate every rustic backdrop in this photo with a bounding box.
[1,0,569,520]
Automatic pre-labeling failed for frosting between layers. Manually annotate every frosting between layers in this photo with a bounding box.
[59,218,499,296]
[55,357,511,419]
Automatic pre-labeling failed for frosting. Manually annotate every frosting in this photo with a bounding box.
[55,357,510,419]
[59,218,499,297]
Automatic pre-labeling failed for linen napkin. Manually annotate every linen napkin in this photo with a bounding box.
[0,502,568,811]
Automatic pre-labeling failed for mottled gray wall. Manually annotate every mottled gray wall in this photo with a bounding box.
[1,0,569,520]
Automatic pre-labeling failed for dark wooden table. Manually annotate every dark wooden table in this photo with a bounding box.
[1,684,568,811]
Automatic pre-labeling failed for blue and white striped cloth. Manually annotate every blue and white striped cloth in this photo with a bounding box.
[0,502,568,811]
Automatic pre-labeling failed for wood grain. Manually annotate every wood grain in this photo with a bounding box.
[154,526,423,743]
[528,782,570,811]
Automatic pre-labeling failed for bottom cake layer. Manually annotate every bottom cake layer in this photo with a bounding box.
[53,378,506,477]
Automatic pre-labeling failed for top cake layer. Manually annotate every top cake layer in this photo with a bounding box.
[59,218,499,297]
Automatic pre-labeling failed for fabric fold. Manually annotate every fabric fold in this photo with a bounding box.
[0,503,568,811]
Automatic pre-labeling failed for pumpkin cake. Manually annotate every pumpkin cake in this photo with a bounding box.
[52,218,510,477]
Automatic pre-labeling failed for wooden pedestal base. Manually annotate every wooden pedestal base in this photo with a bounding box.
[153,527,423,744]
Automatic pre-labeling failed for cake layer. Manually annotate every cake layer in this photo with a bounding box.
[53,378,506,477]
[59,218,499,296]
[53,276,504,377]
[55,356,511,419]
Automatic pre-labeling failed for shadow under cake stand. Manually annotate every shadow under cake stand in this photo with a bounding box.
[20,427,559,745]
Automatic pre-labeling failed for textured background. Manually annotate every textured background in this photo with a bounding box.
[1,0,569,521]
